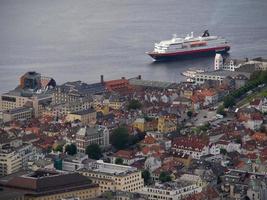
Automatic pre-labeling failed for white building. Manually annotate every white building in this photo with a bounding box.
[139,181,202,200]
[172,137,219,160]
[62,154,90,172]
[214,53,223,70]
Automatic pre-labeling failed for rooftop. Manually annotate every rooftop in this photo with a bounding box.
[129,78,175,89]
[83,160,138,176]
[196,70,251,78]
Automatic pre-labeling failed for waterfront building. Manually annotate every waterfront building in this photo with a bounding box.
[0,71,55,117]
[195,70,250,84]
[79,160,144,194]
[76,125,109,153]
[53,81,105,104]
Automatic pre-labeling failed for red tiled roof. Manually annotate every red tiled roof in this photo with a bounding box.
[172,137,209,152]
[141,135,157,145]
[113,150,135,160]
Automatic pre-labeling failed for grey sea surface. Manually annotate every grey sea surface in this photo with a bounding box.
[0,0,267,92]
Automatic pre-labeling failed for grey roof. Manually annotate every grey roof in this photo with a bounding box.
[57,81,105,96]
[129,78,174,89]
[196,70,251,78]
[70,108,96,115]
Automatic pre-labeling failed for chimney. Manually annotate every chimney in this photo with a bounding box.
[100,75,104,84]
[138,75,142,80]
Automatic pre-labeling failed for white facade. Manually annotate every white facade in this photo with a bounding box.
[214,54,223,70]
[139,181,202,200]
[62,154,89,172]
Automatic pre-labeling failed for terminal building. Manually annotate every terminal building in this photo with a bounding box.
[0,71,55,117]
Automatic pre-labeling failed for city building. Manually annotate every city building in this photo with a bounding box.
[157,115,177,133]
[79,160,144,194]
[172,137,220,159]
[195,70,250,84]
[62,154,92,172]
[0,71,55,117]
[0,148,22,176]
[0,169,100,200]
[138,181,202,200]
[48,97,93,116]
[66,108,97,125]
[53,81,105,105]
[2,107,33,123]
[76,125,109,153]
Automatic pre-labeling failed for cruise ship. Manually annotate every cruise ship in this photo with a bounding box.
[147,30,230,61]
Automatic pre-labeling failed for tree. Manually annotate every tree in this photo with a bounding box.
[115,157,124,165]
[217,105,226,116]
[142,170,151,185]
[223,95,235,108]
[220,148,227,155]
[86,143,102,160]
[187,110,193,118]
[159,172,172,183]
[127,99,142,110]
[110,126,129,149]
[65,143,77,155]
[54,144,63,152]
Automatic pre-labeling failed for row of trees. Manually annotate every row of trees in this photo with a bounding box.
[53,143,102,159]
[223,71,267,108]
[142,170,172,185]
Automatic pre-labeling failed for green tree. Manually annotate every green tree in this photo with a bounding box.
[115,157,124,165]
[217,105,226,116]
[127,99,142,110]
[65,143,77,155]
[142,170,151,185]
[220,148,227,155]
[159,172,172,183]
[223,95,235,108]
[86,143,102,160]
[187,110,193,118]
[110,126,129,149]
[54,144,63,152]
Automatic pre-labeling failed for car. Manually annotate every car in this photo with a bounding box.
[203,115,207,118]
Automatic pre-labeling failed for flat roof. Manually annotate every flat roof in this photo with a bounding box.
[196,70,251,78]
[129,78,174,89]
[3,107,32,115]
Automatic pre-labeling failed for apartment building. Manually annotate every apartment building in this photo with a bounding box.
[2,107,33,123]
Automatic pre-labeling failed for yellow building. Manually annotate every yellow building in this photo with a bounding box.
[133,118,146,132]
[0,149,22,176]
[79,160,144,194]
[66,108,97,125]
[157,115,177,133]
[0,170,100,200]
[95,104,109,116]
